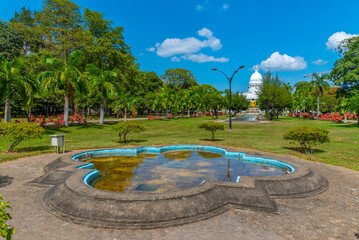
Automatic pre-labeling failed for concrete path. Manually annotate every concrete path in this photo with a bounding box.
[0,151,358,240]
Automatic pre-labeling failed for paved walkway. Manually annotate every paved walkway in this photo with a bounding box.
[0,151,358,240]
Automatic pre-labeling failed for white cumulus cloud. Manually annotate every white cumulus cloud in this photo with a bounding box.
[181,53,229,63]
[148,28,227,63]
[258,52,307,71]
[326,32,358,51]
[312,59,328,65]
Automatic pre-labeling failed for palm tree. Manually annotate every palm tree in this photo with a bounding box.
[86,64,118,124]
[38,50,85,126]
[0,56,34,122]
[113,94,137,121]
[312,73,330,119]
[159,86,174,119]
[152,91,163,118]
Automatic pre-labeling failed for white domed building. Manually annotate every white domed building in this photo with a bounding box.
[243,66,263,101]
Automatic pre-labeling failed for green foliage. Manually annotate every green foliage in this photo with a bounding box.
[161,68,198,90]
[0,194,14,240]
[198,121,225,140]
[320,87,341,113]
[197,84,224,119]
[0,21,23,61]
[0,122,45,152]
[113,121,145,143]
[258,72,293,120]
[330,36,359,95]
[226,91,249,116]
[312,73,330,119]
[283,126,330,154]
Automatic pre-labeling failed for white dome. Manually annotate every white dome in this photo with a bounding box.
[249,66,262,83]
[243,66,263,101]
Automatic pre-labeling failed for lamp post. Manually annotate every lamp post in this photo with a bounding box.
[212,66,245,130]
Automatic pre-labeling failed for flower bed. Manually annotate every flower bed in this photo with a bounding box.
[288,112,358,123]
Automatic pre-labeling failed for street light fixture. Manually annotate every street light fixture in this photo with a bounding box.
[212,66,245,130]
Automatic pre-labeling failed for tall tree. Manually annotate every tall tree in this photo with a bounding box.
[85,64,118,124]
[0,21,23,60]
[312,73,330,119]
[330,36,359,95]
[37,0,87,61]
[38,51,85,126]
[226,91,249,116]
[36,0,88,126]
[0,56,35,122]
[258,72,293,120]
[10,7,43,54]
[161,68,197,91]
[159,86,174,119]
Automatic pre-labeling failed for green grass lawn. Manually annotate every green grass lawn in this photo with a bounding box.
[0,116,358,171]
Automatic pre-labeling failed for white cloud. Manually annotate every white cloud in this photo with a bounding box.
[155,28,222,57]
[171,56,181,62]
[326,32,358,51]
[222,3,229,10]
[312,59,328,65]
[149,28,227,63]
[258,52,307,71]
[181,53,229,63]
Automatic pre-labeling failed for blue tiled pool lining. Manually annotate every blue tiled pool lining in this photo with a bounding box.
[72,145,295,187]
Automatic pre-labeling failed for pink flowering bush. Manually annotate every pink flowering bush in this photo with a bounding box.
[147,115,159,120]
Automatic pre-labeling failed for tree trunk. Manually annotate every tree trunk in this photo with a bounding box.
[344,112,347,124]
[166,106,168,119]
[27,108,31,122]
[188,109,190,118]
[124,108,127,121]
[175,109,177,119]
[74,102,79,115]
[156,110,159,118]
[64,92,69,127]
[100,96,105,124]
[316,92,320,120]
[4,98,11,122]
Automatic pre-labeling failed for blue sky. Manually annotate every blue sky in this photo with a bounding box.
[1,0,359,92]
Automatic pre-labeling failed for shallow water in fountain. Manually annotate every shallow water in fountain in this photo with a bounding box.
[233,114,258,121]
[86,150,289,193]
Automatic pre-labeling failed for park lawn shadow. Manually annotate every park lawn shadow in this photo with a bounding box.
[116,139,148,144]
[16,145,53,152]
[200,138,224,142]
[283,146,326,154]
[45,128,70,134]
[335,123,359,128]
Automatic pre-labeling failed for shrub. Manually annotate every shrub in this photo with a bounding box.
[198,122,225,140]
[0,194,15,239]
[113,121,145,143]
[147,115,159,120]
[283,126,330,154]
[0,122,45,152]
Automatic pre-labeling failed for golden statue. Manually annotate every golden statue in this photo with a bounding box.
[250,100,257,107]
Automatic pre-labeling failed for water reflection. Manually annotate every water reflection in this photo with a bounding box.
[87,150,288,193]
